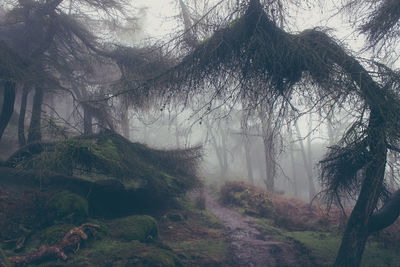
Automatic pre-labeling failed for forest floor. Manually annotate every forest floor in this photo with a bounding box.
[212,181,400,267]
[204,190,305,267]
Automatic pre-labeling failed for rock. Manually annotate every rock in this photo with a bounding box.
[46,191,88,224]
[109,215,159,242]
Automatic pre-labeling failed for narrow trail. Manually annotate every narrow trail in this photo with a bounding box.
[205,191,301,267]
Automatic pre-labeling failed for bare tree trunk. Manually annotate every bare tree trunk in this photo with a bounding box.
[287,126,298,196]
[0,81,16,142]
[332,54,389,267]
[175,113,180,147]
[306,113,316,198]
[121,110,130,139]
[206,120,228,179]
[18,85,30,146]
[295,121,316,201]
[334,116,387,266]
[27,86,44,143]
[259,110,276,192]
[83,105,93,135]
[221,130,228,178]
[243,134,255,185]
[327,116,335,144]
[262,134,275,191]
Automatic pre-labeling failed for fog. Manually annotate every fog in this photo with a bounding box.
[0,0,365,202]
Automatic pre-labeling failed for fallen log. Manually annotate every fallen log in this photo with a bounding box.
[0,223,100,267]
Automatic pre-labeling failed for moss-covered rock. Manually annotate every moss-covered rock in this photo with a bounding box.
[220,182,275,218]
[46,191,88,224]
[6,131,202,216]
[109,215,159,242]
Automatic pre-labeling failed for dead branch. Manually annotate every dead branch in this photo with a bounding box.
[0,223,100,267]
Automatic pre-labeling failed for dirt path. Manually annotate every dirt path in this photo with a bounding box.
[205,191,301,267]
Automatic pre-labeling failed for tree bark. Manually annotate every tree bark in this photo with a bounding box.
[295,121,316,201]
[334,109,387,267]
[18,85,30,147]
[0,81,16,142]
[207,120,228,179]
[27,86,44,144]
[329,40,389,267]
[241,112,255,185]
[288,126,298,196]
[121,111,130,139]
[368,189,400,232]
[262,132,276,191]
[243,135,255,185]
[259,110,276,192]
[83,105,93,135]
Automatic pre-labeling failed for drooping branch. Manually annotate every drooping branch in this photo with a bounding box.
[368,189,400,232]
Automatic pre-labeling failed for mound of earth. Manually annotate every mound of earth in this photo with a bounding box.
[1,131,201,217]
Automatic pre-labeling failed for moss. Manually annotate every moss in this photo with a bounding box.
[253,218,286,241]
[167,239,227,265]
[109,215,159,242]
[36,239,182,267]
[220,182,275,218]
[46,191,88,224]
[286,231,400,267]
[182,201,224,230]
[286,231,339,266]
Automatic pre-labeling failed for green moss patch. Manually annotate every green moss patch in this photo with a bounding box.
[167,239,227,265]
[46,191,88,224]
[286,231,400,267]
[8,131,202,214]
[108,215,159,242]
[220,182,275,218]
[159,199,228,266]
[34,239,182,267]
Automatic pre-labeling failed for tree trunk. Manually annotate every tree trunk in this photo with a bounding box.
[306,114,316,199]
[175,114,180,147]
[27,86,44,144]
[121,112,130,140]
[295,121,316,201]
[18,85,30,146]
[334,110,387,267]
[0,81,16,142]
[259,110,276,192]
[328,40,390,266]
[262,133,276,191]
[241,102,254,185]
[83,105,93,135]
[288,126,298,196]
[207,120,228,179]
[243,135,255,185]
[220,130,229,179]
[368,189,400,232]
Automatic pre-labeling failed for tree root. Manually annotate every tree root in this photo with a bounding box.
[0,223,100,267]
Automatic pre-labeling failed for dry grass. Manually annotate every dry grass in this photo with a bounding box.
[220,181,347,232]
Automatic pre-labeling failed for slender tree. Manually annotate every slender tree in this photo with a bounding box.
[18,85,30,146]
[0,81,16,141]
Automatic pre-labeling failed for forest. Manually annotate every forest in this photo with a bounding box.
[1,0,400,266]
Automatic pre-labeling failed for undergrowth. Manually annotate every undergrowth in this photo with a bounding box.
[219,181,400,266]
[220,181,346,232]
